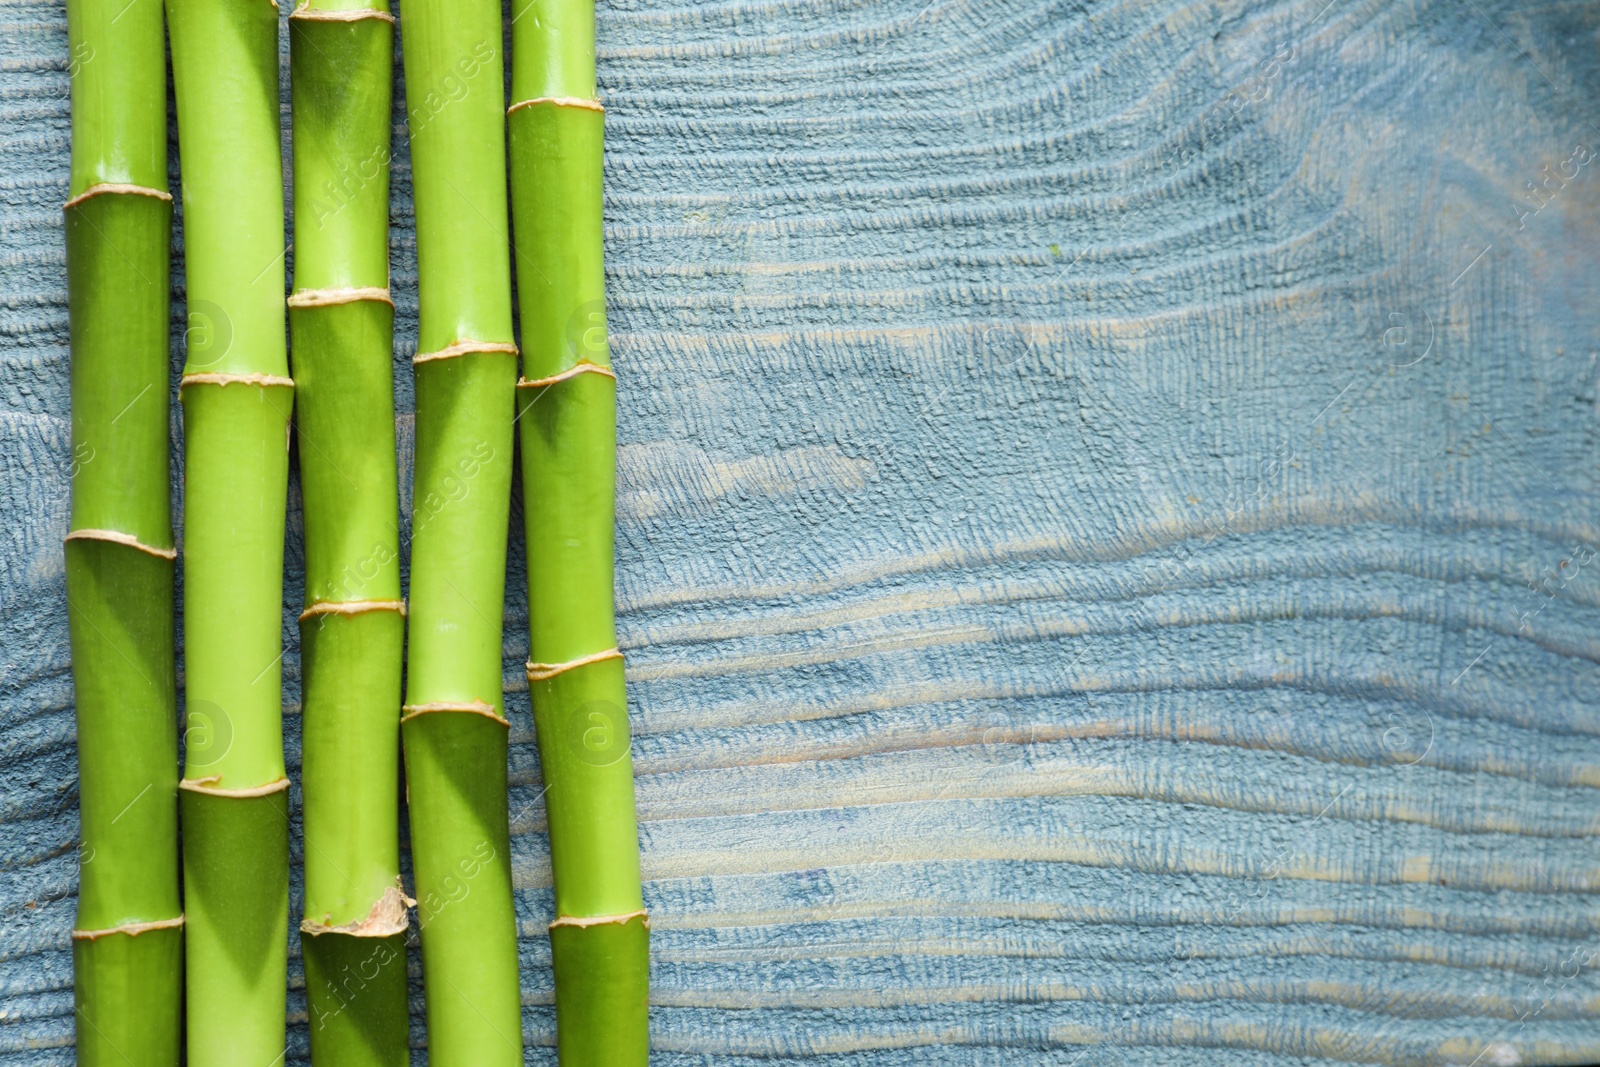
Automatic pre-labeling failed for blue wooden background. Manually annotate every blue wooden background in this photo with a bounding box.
[3,0,1600,1062]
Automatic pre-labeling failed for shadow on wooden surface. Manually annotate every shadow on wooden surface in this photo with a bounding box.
[2,0,1599,1063]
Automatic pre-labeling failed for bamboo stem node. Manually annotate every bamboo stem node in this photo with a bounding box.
[412,340,518,364]
[508,96,604,115]
[179,372,295,390]
[549,909,648,931]
[525,647,624,682]
[72,915,186,941]
[400,700,508,726]
[64,528,177,560]
[516,361,617,390]
[299,598,406,621]
[62,182,172,211]
[178,776,291,798]
[289,2,393,22]
[287,286,394,308]
[301,883,414,938]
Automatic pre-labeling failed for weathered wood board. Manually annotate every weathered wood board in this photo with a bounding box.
[2,0,1599,1062]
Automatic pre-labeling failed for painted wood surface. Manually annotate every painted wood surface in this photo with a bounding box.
[1,0,1598,1062]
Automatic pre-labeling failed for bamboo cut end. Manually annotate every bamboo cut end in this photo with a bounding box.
[549,909,649,931]
[301,884,414,938]
[526,647,625,682]
[517,361,618,390]
[72,915,185,941]
[413,340,518,364]
[287,286,394,308]
[179,776,291,798]
[64,528,177,560]
[62,183,172,211]
[299,598,406,621]
[509,96,605,115]
[399,700,508,726]
[289,3,394,22]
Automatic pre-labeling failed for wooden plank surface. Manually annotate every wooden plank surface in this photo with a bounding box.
[1,0,1598,1062]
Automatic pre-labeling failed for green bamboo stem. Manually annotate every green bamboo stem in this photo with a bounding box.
[65,0,181,1060]
[289,2,408,1064]
[166,0,292,1062]
[397,0,523,1061]
[510,5,649,1062]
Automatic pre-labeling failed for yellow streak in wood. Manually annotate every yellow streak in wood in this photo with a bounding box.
[641,977,1597,1023]
[618,441,875,521]
[629,729,1600,837]
[636,673,1600,790]
[599,896,1585,943]
[626,619,993,681]
[580,820,1599,896]
[621,492,1599,613]
[649,929,1569,978]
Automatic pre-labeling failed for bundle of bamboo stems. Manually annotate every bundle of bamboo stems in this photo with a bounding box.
[65,0,648,1060]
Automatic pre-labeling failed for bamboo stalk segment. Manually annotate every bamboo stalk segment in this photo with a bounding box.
[510,3,650,1061]
[64,0,182,1060]
[396,0,523,1060]
[165,0,292,1060]
[289,1,409,1062]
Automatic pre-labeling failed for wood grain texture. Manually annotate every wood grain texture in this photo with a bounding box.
[1,0,1598,1062]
